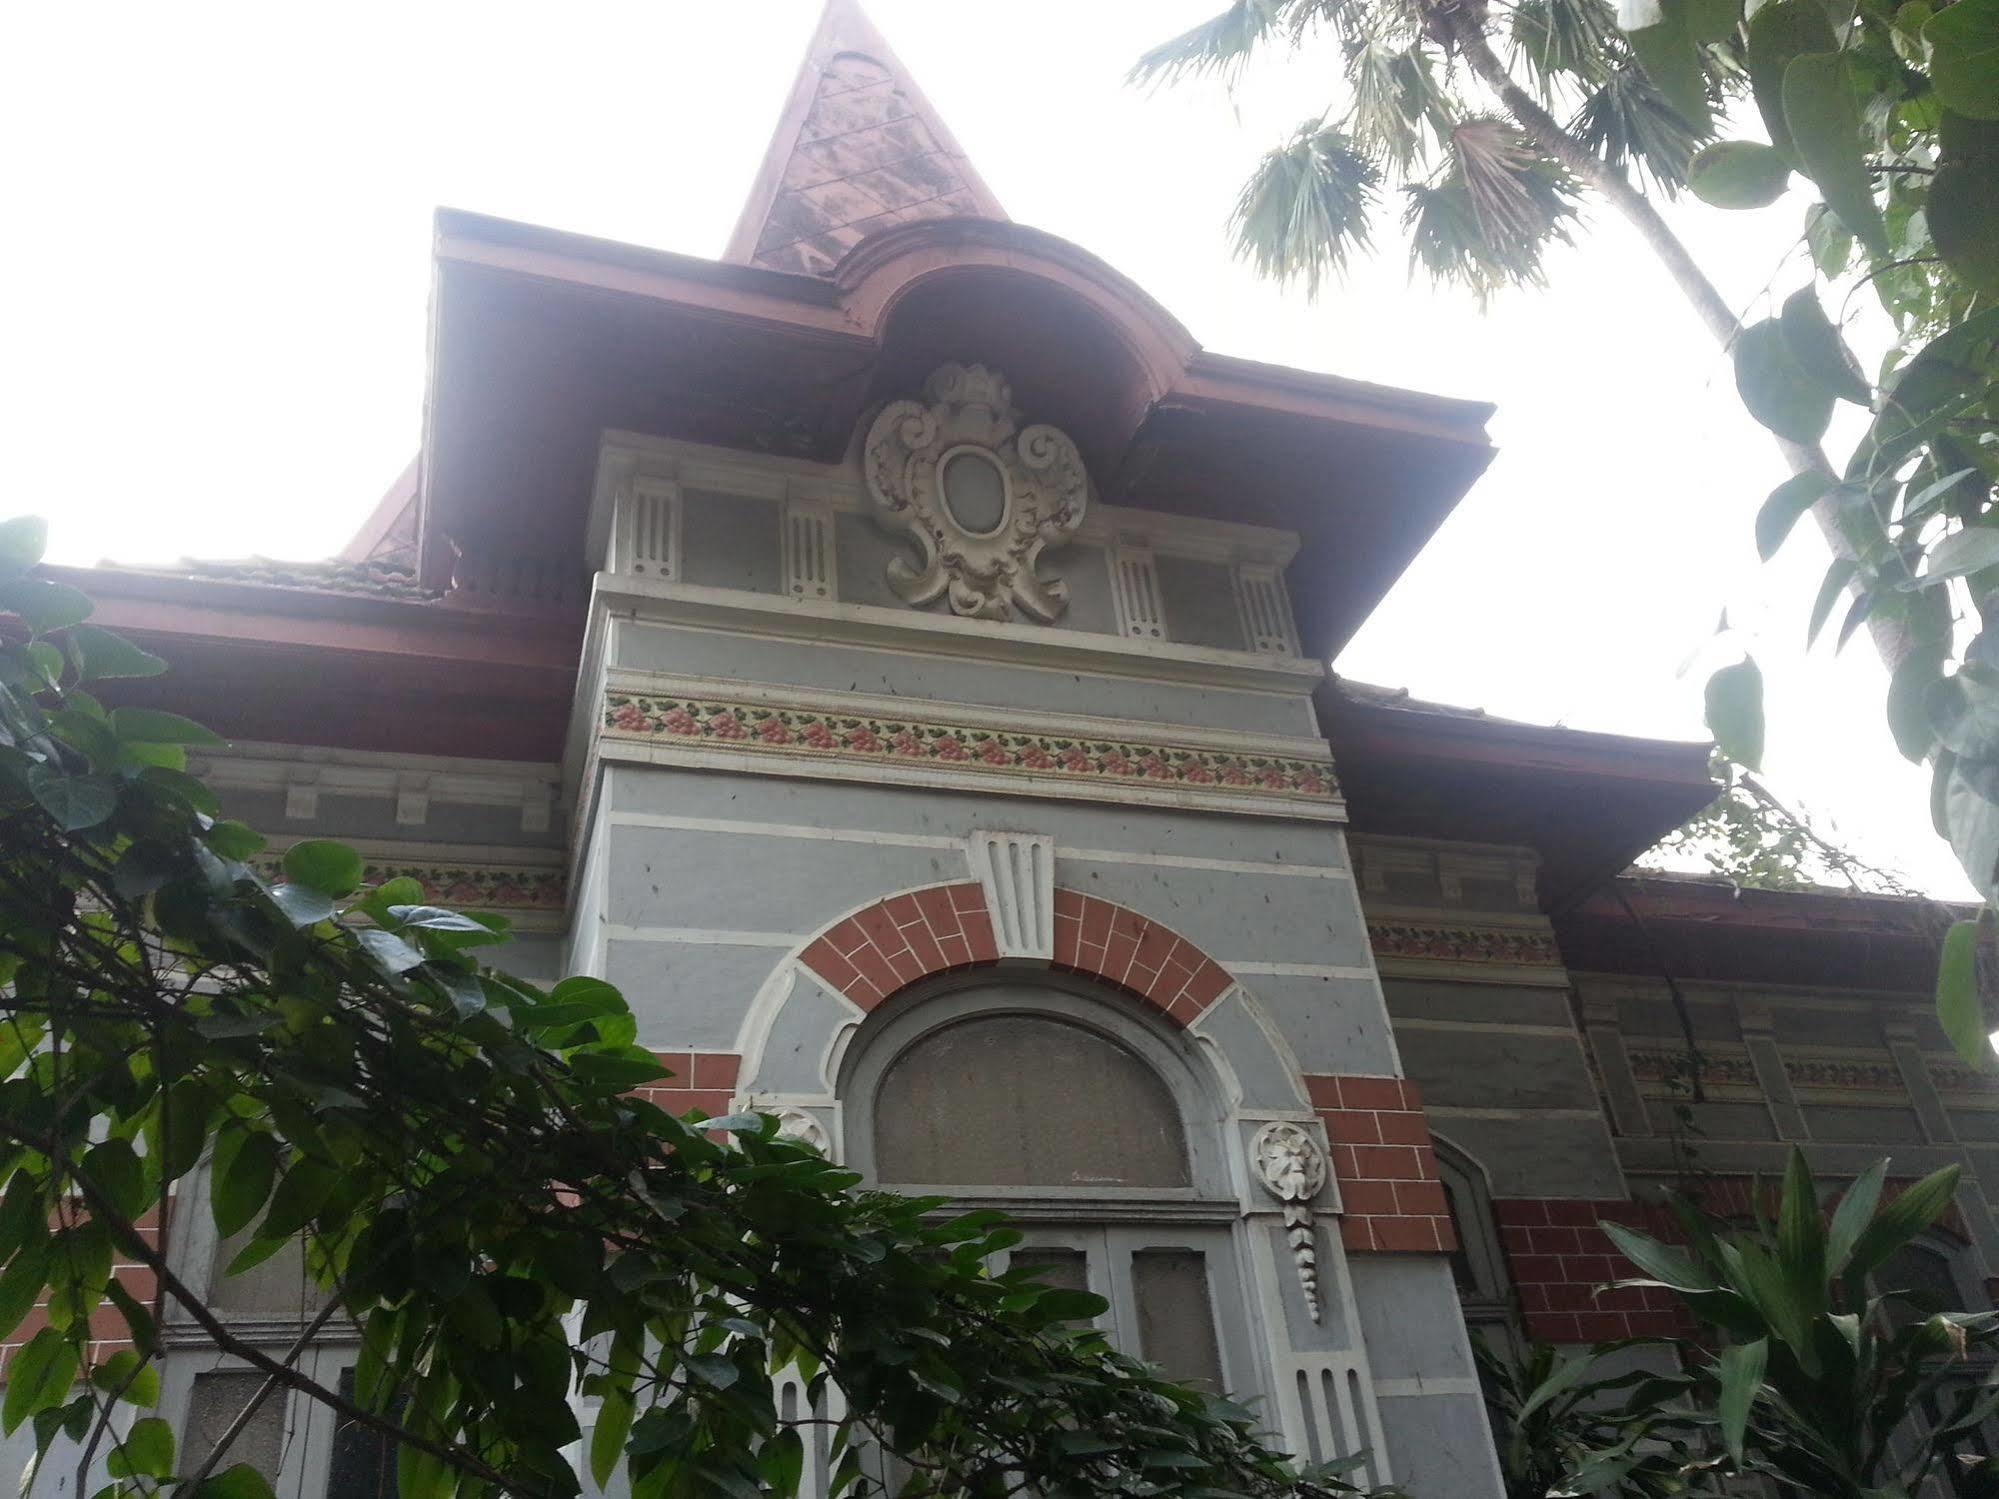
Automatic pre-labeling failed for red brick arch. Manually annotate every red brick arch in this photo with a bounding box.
[795,882,1236,1026]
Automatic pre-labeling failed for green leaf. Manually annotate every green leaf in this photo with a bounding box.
[760,1425,805,1497]
[81,1139,147,1220]
[268,883,336,927]
[109,707,221,747]
[1627,8,1714,132]
[106,1415,175,1478]
[66,626,166,682]
[1931,113,1999,292]
[1937,919,1990,1064]
[1826,1158,1888,1273]
[1734,318,1833,442]
[26,767,117,831]
[3,1328,78,1434]
[281,839,364,898]
[1748,0,1839,160]
[1717,1337,1768,1463]
[1809,557,1859,644]
[195,1465,277,1499]
[1927,0,1999,119]
[1929,526,1999,579]
[1846,1164,1963,1281]
[591,1386,635,1488]
[1888,644,1948,762]
[212,1131,280,1238]
[1689,140,1792,206]
[1946,760,1999,898]
[0,577,91,635]
[1705,657,1766,770]
[1604,1221,1718,1291]
[1756,471,1831,559]
[258,1156,337,1238]
[1781,52,1891,254]
[0,518,47,574]
[1779,288,1871,404]
[384,905,489,932]
[357,928,425,975]
[88,1349,159,1408]
[570,1054,669,1093]
[205,820,266,861]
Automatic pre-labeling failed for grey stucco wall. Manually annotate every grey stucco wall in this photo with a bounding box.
[1382,979,1625,1198]
[580,764,1377,1060]
[1350,1257,1505,1498]
[612,621,1318,738]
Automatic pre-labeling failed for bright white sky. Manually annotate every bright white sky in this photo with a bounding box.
[2,0,1966,896]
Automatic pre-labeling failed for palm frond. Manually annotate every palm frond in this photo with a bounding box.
[1508,0,1617,98]
[1405,121,1581,299]
[1569,62,1704,193]
[1231,124,1384,295]
[1346,41,1453,169]
[1130,0,1292,84]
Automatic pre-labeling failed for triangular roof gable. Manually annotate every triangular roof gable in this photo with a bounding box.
[724,0,1006,276]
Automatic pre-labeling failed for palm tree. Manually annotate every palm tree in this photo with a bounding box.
[1131,0,1894,656]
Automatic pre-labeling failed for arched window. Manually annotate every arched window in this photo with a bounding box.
[1433,1138,1516,1342]
[844,975,1249,1395]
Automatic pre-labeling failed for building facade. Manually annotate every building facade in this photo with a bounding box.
[11,5,1998,1496]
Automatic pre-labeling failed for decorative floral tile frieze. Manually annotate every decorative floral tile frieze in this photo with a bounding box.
[601,693,1340,800]
[1626,1047,1759,1091]
[253,856,566,913]
[1365,920,1561,967]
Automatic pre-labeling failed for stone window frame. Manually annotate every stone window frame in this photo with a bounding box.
[836,971,1258,1397]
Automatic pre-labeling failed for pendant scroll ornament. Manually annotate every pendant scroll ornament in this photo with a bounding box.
[775,1109,830,1155]
[862,363,1089,622]
[1251,1121,1329,1322]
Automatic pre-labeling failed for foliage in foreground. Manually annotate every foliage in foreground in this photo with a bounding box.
[1494,1149,1999,1497]
[0,519,1354,1497]
[1140,0,1999,1063]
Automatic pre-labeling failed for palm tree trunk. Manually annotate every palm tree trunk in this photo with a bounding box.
[1445,13,1913,672]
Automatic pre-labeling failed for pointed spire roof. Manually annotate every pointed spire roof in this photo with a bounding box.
[725,0,1006,277]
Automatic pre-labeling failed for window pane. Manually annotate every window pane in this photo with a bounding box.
[208,1231,329,1318]
[1010,1248,1090,1296]
[1131,1249,1224,1390]
[874,1014,1188,1187]
[327,1367,400,1499]
[184,1370,287,1482]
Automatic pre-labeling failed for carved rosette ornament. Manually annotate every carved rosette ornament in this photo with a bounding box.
[862,363,1089,622]
[1250,1121,1329,1322]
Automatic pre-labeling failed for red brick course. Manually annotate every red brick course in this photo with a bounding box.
[1493,1197,1692,1343]
[1,1211,160,1384]
[796,884,1238,1026]
[1494,1175,1975,1344]
[1306,1075,1456,1255]
[637,1050,742,1120]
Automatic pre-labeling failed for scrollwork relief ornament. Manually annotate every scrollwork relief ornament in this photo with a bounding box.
[862,363,1089,622]
[1251,1120,1329,1321]
[775,1108,831,1155]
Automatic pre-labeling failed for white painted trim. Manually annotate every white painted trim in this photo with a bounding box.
[1059,847,1351,879]
[594,575,1325,696]
[192,741,561,823]
[596,737,1348,824]
[1372,1376,1482,1399]
[1389,1019,1581,1039]
[607,811,962,850]
[1223,962,1376,980]
[967,831,1056,960]
[601,925,803,947]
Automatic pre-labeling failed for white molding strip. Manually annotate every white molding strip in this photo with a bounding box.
[1223,962,1377,980]
[600,926,803,948]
